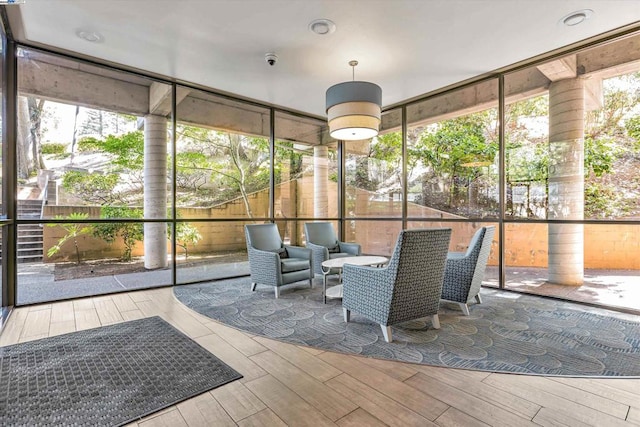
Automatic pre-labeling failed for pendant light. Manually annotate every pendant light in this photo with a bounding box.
[326,60,382,140]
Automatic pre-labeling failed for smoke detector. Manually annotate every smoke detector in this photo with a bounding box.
[309,19,336,35]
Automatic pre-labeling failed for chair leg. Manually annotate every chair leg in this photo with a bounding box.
[323,275,327,304]
[381,325,392,342]
[250,282,257,292]
[475,294,482,304]
[431,314,441,329]
[343,308,350,322]
[459,303,470,316]
[274,287,280,299]
[309,278,313,288]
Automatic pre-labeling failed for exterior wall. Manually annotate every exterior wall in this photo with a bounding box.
[43,183,639,269]
[43,205,145,262]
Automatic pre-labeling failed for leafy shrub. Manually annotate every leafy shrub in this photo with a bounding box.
[92,206,143,261]
[46,212,93,264]
[41,143,67,155]
[77,136,102,152]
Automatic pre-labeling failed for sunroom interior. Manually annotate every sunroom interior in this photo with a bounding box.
[1,1,640,425]
[2,1,639,313]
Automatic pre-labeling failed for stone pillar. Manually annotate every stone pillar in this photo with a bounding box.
[548,78,584,285]
[314,145,328,218]
[144,115,168,269]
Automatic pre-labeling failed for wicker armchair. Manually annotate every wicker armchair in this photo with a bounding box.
[441,226,495,315]
[342,228,451,343]
[304,222,361,277]
[244,224,313,298]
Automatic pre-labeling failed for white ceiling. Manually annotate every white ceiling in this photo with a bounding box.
[8,0,640,117]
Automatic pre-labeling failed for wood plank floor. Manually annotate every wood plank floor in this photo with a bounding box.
[2,286,639,427]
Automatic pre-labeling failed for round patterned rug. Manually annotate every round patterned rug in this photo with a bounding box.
[174,278,640,376]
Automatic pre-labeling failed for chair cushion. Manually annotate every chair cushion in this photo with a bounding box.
[280,258,309,273]
[305,222,339,248]
[329,252,352,259]
[247,224,283,251]
[266,247,288,259]
[327,244,341,254]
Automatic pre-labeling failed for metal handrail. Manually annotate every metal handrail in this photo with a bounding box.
[40,174,49,220]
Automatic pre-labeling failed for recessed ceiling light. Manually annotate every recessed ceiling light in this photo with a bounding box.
[76,29,104,43]
[309,19,336,35]
[560,9,593,27]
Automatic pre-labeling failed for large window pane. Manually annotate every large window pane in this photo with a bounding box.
[0,21,5,308]
[344,220,402,256]
[345,109,403,218]
[17,221,172,304]
[407,81,499,219]
[275,112,337,220]
[505,38,640,221]
[175,87,270,219]
[503,32,640,309]
[275,112,336,244]
[16,49,173,303]
[18,49,171,220]
[175,220,249,284]
[504,223,640,311]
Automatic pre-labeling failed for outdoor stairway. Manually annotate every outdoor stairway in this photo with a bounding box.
[16,199,44,263]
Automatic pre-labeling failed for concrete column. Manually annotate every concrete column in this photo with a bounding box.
[144,115,168,269]
[548,78,584,285]
[314,145,329,218]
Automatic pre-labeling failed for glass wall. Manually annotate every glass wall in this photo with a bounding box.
[16,48,173,304]
[503,33,640,311]
[345,109,403,218]
[0,20,5,311]
[174,87,270,283]
[344,220,403,257]
[407,79,500,220]
[275,112,337,245]
[0,26,637,313]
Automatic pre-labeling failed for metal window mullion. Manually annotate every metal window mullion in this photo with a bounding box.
[3,39,17,307]
[171,83,177,287]
[401,106,407,229]
[498,74,506,290]
[269,108,275,222]
[338,140,345,240]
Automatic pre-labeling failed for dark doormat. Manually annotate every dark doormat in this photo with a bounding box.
[0,316,242,426]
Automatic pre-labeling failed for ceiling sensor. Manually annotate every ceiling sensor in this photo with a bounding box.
[265,53,278,66]
[560,9,593,27]
[309,19,336,35]
[76,29,104,43]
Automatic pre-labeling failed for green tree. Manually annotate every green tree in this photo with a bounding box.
[175,151,211,192]
[411,113,498,210]
[176,125,270,216]
[100,131,145,171]
[61,131,146,205]
[92,206,143,261]
[350,132,403,193]
[583,73,640,218]
[61,171,121,205]
[46,212,93,265]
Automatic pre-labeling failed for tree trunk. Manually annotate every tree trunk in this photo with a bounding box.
[28,97,46,171]
[228,134,254,218]
[16,97,32,179]
[70,105,80,164]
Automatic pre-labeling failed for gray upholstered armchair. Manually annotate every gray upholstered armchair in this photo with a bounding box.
[304,222,361,277]
[244,224,313,298]
[342,228,451,343]
[441,226,495,315]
